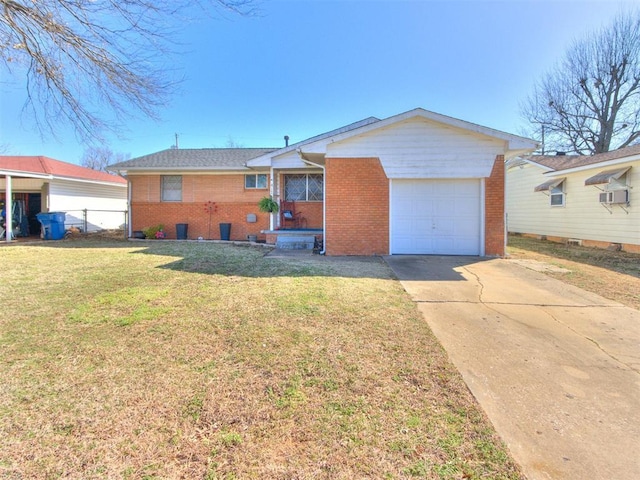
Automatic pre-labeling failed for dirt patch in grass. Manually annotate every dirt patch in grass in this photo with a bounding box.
[507,235,640,310]
[0,240,524,479]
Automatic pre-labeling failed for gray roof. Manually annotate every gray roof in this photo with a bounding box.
[246,116,381,165]
[107,148,277,171]
[526,144,640,171]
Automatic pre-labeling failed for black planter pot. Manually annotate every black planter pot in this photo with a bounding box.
[176,223,188,240]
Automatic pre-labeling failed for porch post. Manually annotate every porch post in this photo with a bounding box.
[269,167,275,231]
[5,175,12,242]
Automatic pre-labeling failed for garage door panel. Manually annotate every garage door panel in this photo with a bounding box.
[391,179,481,255]
[456,221,479,236]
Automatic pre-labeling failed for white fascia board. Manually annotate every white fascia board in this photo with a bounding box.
[0,169,53,180]
[118,167,253,175]
[245,155,274,167]
[246,108,538,165]
[53,175,128,188]
[543,154,640,176]
[410,109,538,151]
[516,158,555,172]
[300,108,538,155]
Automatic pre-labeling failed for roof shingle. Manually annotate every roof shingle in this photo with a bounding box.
[108,148,277,171]
[526,144,640,171]
[0,156,126,184]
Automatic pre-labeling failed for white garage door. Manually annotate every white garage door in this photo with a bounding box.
[391,179,482,255]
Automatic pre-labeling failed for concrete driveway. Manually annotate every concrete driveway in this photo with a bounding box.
[385,255,640,480]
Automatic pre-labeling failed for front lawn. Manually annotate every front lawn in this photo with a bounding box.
[0,239,523,479]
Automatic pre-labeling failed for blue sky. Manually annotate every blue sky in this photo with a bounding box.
[0,0,635,164]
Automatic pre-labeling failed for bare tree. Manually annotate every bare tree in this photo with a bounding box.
[224,136,245,148]
[0,1,255,142]
[521,10,640,154]
[80,146,129,172]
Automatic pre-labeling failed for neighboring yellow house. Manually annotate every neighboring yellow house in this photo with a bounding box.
[506,144,639,253]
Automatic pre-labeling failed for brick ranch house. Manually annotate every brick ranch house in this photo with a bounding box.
[108,108,538,256]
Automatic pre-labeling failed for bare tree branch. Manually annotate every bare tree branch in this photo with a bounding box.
[521,10,640,154]
[80,145,130,172]
[0,0,256,142]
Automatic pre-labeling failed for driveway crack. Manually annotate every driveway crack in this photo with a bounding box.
[462,266,485,304]
[457,265,639,375]
[540,307,640,375]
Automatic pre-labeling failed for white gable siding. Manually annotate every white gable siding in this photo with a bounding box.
[271,150,308,169]
[326,117,506,178]
[507,161,639,246]
[49,180,127,231]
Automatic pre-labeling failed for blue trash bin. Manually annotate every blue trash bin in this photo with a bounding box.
[36,212,66,240]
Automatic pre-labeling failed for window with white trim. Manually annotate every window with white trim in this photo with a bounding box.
[161,175,182,202]
[284,174,323,201]
[245,174,267,189]
[550,183,565,206]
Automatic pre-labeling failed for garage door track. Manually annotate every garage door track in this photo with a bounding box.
[385,255,640,480]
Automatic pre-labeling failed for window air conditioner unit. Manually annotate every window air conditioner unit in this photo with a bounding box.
[599,190,629,204]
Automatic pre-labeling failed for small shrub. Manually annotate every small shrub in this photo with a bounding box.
[143,224,165,239]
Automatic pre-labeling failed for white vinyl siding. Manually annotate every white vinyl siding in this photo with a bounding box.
[48,180,128,232]
[391,179,482,255]
[506,161,639,246]
[327,117,505,179]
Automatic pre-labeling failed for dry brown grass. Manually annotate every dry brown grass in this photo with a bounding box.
[0,239,523,479]
[507,235,640,310]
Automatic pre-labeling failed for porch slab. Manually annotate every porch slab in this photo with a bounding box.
[265,248,315,258]
[262,229,323,250]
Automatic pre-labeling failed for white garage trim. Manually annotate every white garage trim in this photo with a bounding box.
[390,178,484,255]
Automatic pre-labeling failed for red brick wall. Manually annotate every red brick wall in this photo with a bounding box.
[325,157,389,255]
[130,174,269,203]
[281,201,323,229]
[485,155,505,256]
[129,174,271,240]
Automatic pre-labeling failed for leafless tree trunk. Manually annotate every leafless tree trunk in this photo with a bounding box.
[0,1,255,142]
[521,11,640,154]
[81,146,129,172]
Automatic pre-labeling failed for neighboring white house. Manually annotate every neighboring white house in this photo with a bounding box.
[506,144,640,253]
[0,156,128,240]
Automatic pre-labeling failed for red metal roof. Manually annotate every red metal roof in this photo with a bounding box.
[0,156,126,185]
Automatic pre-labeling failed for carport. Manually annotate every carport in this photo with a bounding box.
[0,169,48,242]
[1,155,128,242]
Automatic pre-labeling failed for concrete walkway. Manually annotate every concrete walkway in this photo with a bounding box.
[385,255,640,480]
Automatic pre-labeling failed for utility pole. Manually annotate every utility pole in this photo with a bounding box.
[175,133,179,149]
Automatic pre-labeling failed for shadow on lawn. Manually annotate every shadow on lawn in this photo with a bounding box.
[14,237,491,281]
[145,242,396,279]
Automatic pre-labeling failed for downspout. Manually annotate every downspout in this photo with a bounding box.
[117,170,131,238]
[297,150,326,255]
[127,178,132,238]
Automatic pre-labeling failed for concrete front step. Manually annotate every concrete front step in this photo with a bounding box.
[276,235,315,250]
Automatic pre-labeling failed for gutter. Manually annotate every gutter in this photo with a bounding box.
[297,149,326,255]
